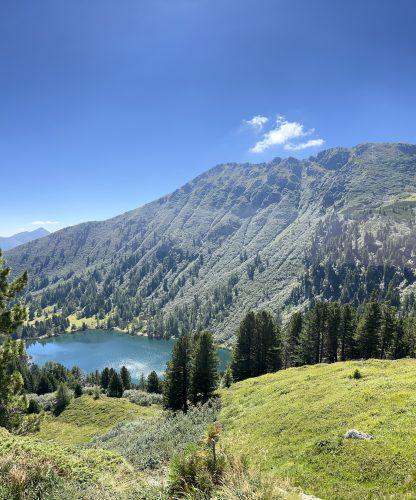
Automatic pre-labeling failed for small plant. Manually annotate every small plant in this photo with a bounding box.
[352,368,363,380]
[92,386,101,400]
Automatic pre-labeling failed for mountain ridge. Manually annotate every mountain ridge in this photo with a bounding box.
[0,227,50,251]
[6,143,416,343]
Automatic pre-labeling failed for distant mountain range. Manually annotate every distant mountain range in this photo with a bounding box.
[0,227,50,251]
[6,143,416,344]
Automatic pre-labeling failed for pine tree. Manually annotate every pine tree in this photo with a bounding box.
[163,334,191,412]
[255,310,281,374]
[221,367,233,388]
[285,312,303,367]
[37,373,54,395]
[231,311,256,381]
[120,366,132,390]
[54,382,71,416]
[147,370,161,393]
[107,372,123,398]
[356,299,382,358]
[339,304,356,361]
[190,331,218,404]
[0,250,28,336]
[74,382,83,397]
[138,372,146,391]
[326,302,340,363]
[392,318,407,359]
[380,303,396,358]
[100,367,111,389]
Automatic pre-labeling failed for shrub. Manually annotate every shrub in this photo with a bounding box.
[89,401,219,471]
[122,389,163,406]
[27,399,41,414]
[26,392,57,412]
[352,368,363,379]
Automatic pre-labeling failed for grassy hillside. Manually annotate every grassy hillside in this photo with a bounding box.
[36,394,160,445]
[220,358,416,499]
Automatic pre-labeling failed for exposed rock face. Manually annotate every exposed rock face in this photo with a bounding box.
[344,429,373,440]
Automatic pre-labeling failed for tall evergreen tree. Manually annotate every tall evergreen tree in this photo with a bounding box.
[163,334,191,412]
[231,311,256,381]
[100,367,111,389]
[339,304,356,361]
[255,310,281,374]
[107,372,123,398]
[147,370,161,393]
[120,366,132,390]
[285,311,303,367]
[326,302,340,363]
[356,299,382,358]
[190,331,218,404]
[380,303,396,358]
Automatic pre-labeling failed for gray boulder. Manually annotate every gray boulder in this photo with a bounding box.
[344,429,373,440]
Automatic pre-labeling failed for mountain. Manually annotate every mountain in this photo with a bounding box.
[5,143,416,344]
[0,227,50,251]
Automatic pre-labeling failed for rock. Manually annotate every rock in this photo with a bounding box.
[344,429,373,440]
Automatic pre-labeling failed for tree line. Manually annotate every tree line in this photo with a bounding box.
[230,297,416,383]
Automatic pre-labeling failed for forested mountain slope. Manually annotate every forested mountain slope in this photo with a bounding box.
[0,227,49,251]
[6,143,416,344]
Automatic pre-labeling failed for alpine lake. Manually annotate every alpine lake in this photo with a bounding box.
[26,329,231,382]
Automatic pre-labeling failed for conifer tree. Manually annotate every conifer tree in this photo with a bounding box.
[380,303,396,358]
[163,334,191,412]
[285,311,303,367]
[138,372,146,391]
[356,299,382,358]
[147,370,161,393]
[54,382,71,415]
[107,372,123,398]
[339,304,356,361]
[120,365,132,390]
[190,331,218,404]
[231,311,256,381]
[255,310,281,374]
[326,302,340,363]
[100,367,111,389]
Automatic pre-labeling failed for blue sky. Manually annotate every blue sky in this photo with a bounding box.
[1,0,416,236]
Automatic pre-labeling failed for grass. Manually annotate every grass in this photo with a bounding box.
[220,358,416,499]
[36,394,160,446]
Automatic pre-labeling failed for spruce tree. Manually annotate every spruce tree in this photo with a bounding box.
[138,372,146,391]
[37,373,54,395]
[120,366,132,390]
[356,299,382,358]
[380,303,396,358]
[285,311,303,367]
[163,334,191,412]
[147,370,161,393]
[255,310,281,374]
[339,304,356,361]
[100,367,111,389]
[326,302,340,363]
[190,331,218,404]
[231,311,256,381]
[107,372,123,398]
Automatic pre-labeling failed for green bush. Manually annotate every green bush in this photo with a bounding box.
[352,368,363,379]
[27,399,41,414]
[122,389,163,406]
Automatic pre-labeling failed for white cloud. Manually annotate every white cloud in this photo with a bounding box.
[284,138,325,151]
[244,115,269,130]
[249,115,324,153]
[31,220,59,226]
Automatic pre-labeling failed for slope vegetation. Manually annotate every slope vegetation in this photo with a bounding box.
[6,143,416,342]
[220,358,416,499]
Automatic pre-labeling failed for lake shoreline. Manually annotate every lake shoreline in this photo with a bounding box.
[25,325,232,351]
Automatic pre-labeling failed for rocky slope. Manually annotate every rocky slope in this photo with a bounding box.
[6,143,416,344]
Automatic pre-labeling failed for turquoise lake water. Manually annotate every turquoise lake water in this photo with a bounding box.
[26,329,230,381]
